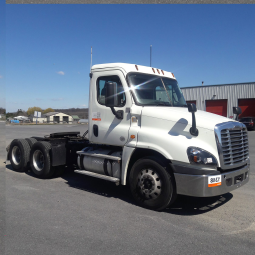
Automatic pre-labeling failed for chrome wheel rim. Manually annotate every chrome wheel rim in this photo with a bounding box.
[33,150,45,171]
[138,169,162,200]
[12,146,21,165]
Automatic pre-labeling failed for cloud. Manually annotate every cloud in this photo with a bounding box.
[57,71,65,75]
[80,104,87,107]
[51,98,64,101]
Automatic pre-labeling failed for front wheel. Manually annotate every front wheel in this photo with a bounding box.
[129,156,176,211]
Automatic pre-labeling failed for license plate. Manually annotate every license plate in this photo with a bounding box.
[208,175,222,187]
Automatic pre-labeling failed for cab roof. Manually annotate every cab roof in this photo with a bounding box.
[91,63,176,79]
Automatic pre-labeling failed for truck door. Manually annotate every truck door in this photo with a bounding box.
[89,69,132,146]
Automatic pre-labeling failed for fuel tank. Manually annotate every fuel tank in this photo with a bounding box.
[77,147,122,179]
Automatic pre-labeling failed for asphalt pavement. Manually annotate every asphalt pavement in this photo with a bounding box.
[6,0,255,4]
[4,124,255,255]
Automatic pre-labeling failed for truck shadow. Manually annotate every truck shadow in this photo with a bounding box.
[165,193,233,215]
[6,163,233,216]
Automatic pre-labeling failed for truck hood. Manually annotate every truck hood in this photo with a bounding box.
[142,107,234,130]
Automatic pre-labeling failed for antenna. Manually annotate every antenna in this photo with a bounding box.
[90,47,93,70]
[150,45,152,67]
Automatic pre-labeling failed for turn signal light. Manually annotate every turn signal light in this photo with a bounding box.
[130,135,135,139]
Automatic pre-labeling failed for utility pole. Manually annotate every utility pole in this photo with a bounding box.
[90,47,93,70]
[150,45,152,67]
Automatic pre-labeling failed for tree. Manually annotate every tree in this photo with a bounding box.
[43,108,54,114]
[17,109,25,116]
[0,107,6,114]
[6,112,14,119]
[27,107,43,116]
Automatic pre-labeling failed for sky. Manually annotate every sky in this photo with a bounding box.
[1,4,255,112]
[0,0,5,109]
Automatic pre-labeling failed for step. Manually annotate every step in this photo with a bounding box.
[74,170,120,185]
[76,151,121,161]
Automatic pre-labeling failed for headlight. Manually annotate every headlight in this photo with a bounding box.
[187,147,218,166]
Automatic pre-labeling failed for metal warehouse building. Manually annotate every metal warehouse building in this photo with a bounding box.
[44,112,73,124]
[181,82,255,119]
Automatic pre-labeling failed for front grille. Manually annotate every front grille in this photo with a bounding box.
[221,128,249,166]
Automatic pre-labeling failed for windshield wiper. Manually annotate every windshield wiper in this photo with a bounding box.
[155,102,170,106]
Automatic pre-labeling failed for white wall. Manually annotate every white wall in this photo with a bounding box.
[47,113,73,124]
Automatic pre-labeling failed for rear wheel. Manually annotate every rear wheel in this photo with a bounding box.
[30,141,55,178]
[129,156,176,211]
[9,139,30,172]
[25,137,37,147]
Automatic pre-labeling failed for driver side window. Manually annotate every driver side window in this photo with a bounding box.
[97,76,126,107]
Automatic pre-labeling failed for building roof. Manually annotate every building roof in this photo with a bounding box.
[44,112,60,116]
[91,63,176,80]
[72,115,80,119]
[181,81,255,89]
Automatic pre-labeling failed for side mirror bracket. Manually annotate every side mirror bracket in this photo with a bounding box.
[110,107,123,120]
[187,103,199,136]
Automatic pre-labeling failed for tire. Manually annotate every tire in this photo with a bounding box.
[30,141,55,178]
[25,138,37,148]
[9,139,30,172]
[129,156,176,211]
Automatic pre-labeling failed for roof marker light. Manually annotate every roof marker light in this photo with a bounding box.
[135,65,138,71]
[172,73,175,77]
[161,70,164,75]
[152,68,155,73]
[157,69,160,74]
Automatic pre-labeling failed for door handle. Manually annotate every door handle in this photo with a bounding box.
[93,125,98,137]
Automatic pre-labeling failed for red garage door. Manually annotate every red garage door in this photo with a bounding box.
[206,100,228,117]
[186,100,196,105]
[238,99,255,118]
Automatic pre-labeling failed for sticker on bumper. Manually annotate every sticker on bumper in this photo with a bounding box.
[208,175,222,187]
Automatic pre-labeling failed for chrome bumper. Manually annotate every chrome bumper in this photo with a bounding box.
[174,164,250,197]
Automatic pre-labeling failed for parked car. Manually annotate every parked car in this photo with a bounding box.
[239,117,255,130]
[78,119,88,124]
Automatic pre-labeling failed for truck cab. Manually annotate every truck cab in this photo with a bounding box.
[87,63,250,206]
[7,63,250,211]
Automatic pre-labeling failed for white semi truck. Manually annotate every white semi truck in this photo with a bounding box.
[7,63,250,211]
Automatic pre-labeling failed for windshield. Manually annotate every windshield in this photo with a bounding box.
[127,73,187,106]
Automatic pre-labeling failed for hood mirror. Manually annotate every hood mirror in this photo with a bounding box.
[233,107,242,121]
